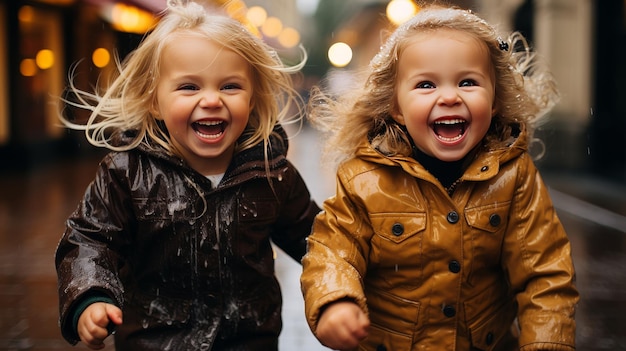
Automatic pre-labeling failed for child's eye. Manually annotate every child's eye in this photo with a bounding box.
[459,79,477,87]
[222,83,241,90]
[178,84,198,91]
[416,81,435,89]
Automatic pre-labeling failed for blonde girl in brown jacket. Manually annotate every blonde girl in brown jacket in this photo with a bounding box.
[300,4,578,351]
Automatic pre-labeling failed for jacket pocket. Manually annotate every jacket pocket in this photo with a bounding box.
[464,202,510,284]
[464,201,510,233]
[360,325,412,351]
[371,213,426,244]
[361,287,420,351]
[370,213,426,289]
[465,294,517,351]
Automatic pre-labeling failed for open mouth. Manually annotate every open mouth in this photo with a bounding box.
[193,120,225,139]
[432,118,467,142]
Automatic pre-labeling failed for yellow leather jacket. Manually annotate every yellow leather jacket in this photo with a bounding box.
[301,129,578,351]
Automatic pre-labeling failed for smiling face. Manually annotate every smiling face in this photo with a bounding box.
[392,28,496,162]
[155,33,253,175]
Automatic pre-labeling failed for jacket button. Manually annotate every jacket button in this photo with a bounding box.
[485,332,494,345]
[489,214,501,227]
[442,305,456,317]
[376,345,387,351]
[447,211,459,224]
[391,223,404,236]
[448,260,461,273]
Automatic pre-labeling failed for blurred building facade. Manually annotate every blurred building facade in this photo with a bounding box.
[0,0,624,183]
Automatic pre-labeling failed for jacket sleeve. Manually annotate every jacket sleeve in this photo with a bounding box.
[54,153,131,344]
[300,166,371,334]
[502,155,578,351]
[270,160,321,262]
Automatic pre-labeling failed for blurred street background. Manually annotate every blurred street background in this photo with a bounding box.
[1,0,625,350]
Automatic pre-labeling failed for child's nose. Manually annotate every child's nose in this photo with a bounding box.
[199,90,223,108]
[438,86,461,105]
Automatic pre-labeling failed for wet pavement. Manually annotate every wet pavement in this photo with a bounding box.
[1,126,625,350]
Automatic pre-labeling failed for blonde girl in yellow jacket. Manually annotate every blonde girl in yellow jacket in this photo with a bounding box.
[300,4,578,351]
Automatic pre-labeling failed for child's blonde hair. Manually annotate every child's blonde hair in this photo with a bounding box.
[309,4,558,167]
[62,0,306,158]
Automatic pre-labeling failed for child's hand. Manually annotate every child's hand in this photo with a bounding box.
[316,300,370,351]
[77,302,123,350]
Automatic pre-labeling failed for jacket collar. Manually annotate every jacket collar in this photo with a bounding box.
[355,124,529,184]
[129,125,289,187]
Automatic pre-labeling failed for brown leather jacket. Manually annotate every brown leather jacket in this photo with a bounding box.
[301,128,578,351]
[56,126,320,350]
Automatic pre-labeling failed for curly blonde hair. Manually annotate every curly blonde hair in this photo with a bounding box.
[61,0,306,158]
[309,4,558,167]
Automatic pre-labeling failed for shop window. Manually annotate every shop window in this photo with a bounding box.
[16,4,65,143]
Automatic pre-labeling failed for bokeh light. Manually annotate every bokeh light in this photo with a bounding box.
[246,6,267,27]
[387,0,419,25]
[108,3,156,34]
[328,42,352,68]
[20,59,37,77]
[278,27,300,48]
[261,16,283,38]
[36,49,54,70]
[92,48,111,68]
[18,5,35,23]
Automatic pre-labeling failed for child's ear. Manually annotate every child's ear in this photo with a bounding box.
[391,105,406,125]
[491,98,499,116]
[492,105,498,117]
[149,101,163,120]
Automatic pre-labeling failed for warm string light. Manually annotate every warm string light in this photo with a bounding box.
[327,0,420,68]
[18,6,57,76]
[18,1,303,77]
[327,42,352,68]
[104,3,157,34]
[386,0,419,26]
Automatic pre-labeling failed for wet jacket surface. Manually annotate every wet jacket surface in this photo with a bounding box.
[56,127,320,350]
[301,129,578,351]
